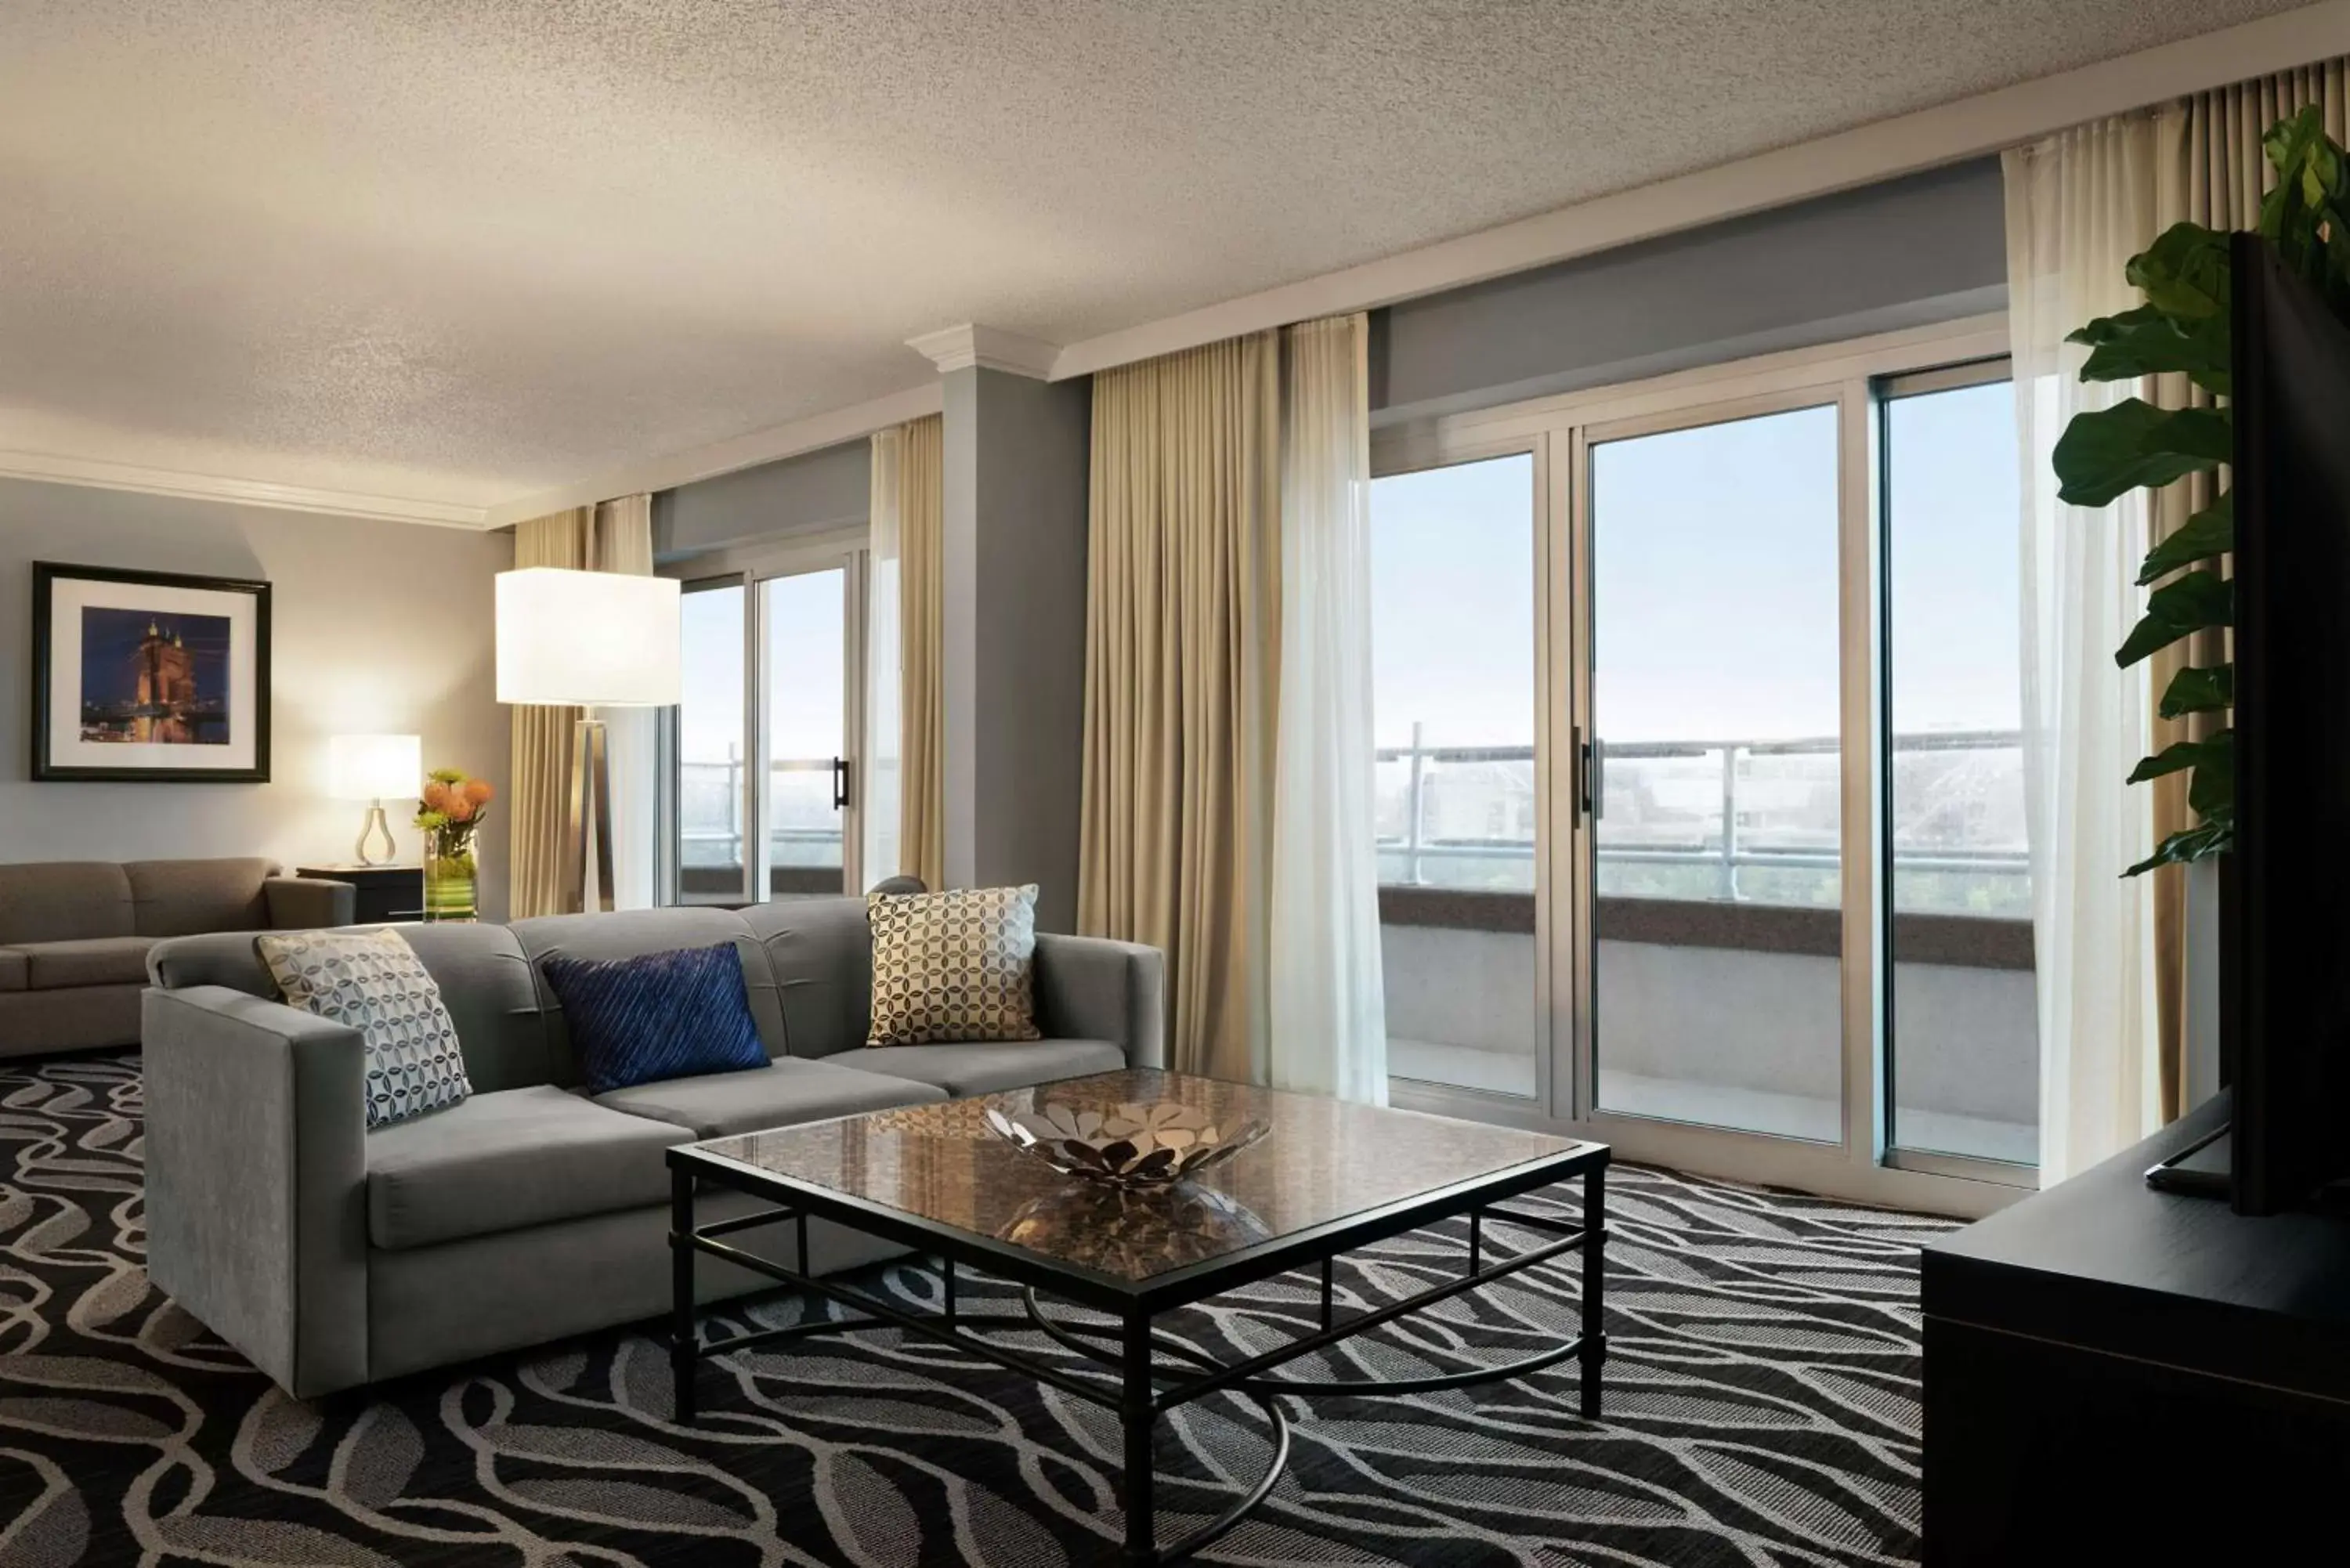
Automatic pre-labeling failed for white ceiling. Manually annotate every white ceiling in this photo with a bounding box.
[0,0,2316,515]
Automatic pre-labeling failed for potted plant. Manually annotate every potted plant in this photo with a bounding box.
[414,768,494,921]
[2052,106,2349,874]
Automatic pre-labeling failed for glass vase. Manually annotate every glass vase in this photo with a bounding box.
[423,830,478,923]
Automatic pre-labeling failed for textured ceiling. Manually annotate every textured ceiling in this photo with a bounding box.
[0,0,2309,510]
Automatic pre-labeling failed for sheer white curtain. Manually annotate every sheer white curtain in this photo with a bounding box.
[1267,313,1388,1104]
[863,429,905,888]
[2005,118,2164,1182]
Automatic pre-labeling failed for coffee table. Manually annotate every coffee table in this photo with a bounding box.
[666,1068,1607,1566]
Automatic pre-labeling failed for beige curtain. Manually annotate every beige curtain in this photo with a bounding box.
[2146,58,2347,1118]
[1078,332,1281,1082]
[895,414,945,890]
[507,499,655,919]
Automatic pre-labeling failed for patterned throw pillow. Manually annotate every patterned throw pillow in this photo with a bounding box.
[539,942,769,1095]
[256,927,472,1129]
[866,884,1043,1046]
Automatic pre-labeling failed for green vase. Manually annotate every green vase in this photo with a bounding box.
[423,834,477,923]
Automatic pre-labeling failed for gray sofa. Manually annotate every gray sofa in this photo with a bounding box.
[141,898,1163,1400]
[0,857,352,1058]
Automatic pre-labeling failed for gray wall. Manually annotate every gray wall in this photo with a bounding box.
[1372,157,2008,425]
[0,479,515,918]
[942,366,1091,931]
[653,437,870,562]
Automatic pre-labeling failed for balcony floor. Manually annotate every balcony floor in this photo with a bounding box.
[1390,1039,2035,1165]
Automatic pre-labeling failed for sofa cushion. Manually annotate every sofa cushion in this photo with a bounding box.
[540,943,768,1095]
[148,923,554,1095]
[0,949,26,992]
[512,908,786,1082]
[260,928,472,1129]
[593,1056,946,1140]
[0,862,134,946]
[866,884,1042,1046]
[826,1039,1126,1099]
[127,857,277,938]
[366,1085,689,1251]
[737,896,880,1059]
[16,936,157,990]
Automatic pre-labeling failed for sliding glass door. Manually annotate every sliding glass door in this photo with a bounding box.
[1377,316,2034,1209]
[1583,399,1847,1141]
[667,549,865,905]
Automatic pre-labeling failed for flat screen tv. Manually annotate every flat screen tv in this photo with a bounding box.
[2222,229,2350,1215]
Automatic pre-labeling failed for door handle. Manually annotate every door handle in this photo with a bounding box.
[1578,732,1604,822]
[831,757,851,811]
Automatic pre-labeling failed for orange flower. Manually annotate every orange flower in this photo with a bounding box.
[462,778,494,804]
[446,797,475,822]
[421,780,451,809]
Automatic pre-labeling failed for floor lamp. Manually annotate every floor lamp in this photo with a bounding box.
[496,567,681,914]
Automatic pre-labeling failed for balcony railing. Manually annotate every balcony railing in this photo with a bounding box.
[1376,725,2028,903]
[678,757,844,869]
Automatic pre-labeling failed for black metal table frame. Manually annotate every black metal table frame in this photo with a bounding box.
[666,1140,1608,1566]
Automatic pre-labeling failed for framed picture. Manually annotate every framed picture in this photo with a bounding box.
[31,562,272,783]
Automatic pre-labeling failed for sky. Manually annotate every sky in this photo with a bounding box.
[1369,381,2023,750]
[678,569,846,768]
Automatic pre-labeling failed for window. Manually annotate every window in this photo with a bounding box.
[1882,366,2036,1165]
[675,580,748,902]
[1588,403,1845,1141]
[1370,452,1539,1097]
[760,567,851,896]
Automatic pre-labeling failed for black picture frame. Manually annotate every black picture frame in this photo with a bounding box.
[30,562,273,783]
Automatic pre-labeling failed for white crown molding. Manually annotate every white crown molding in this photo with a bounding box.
[1049,0,2350,380]
[0,448,491,529]
[905,323,1061,378]
[479,381,944,529]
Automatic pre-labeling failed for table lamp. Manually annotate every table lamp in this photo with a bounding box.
[328,733,422,865]
[495,567,681,912]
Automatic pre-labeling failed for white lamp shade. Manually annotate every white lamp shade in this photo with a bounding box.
[496,568,682,706]
[328,734,421,800]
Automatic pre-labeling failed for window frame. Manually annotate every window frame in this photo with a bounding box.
[1365,433,1559,1116]
[1875,354,2032,1187]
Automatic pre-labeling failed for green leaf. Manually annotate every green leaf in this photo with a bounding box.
[2137,491,2233,585]
[2066,303,2231,396]
[2188,732,2235,818]
[2124,818,2235,877]
[2115,569,2232,669]
[2157,664,2234,719]
[2125,223,2232,320]
[2053,399,2232,508]
[2125,736,2218,785]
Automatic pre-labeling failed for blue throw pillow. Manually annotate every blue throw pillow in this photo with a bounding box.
[540,942,768,1095]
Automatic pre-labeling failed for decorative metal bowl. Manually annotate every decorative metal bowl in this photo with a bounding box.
[996,1183,1271,1274]
[984,1098,1271,1189]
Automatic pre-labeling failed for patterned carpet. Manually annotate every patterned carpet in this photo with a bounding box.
[0,1053,1954,1567]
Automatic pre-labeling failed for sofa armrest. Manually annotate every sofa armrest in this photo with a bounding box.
[1033,934,1165,1070]
[143,985,369,1399]
[264,876,357,930]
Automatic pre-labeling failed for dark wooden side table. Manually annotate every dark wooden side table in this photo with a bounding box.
[297,864,423,926]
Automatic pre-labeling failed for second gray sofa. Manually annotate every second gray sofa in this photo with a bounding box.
[0,857,353,1058]
[140,897,1163,1399]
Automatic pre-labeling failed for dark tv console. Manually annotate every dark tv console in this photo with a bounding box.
[1921,1093,2350,1564]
